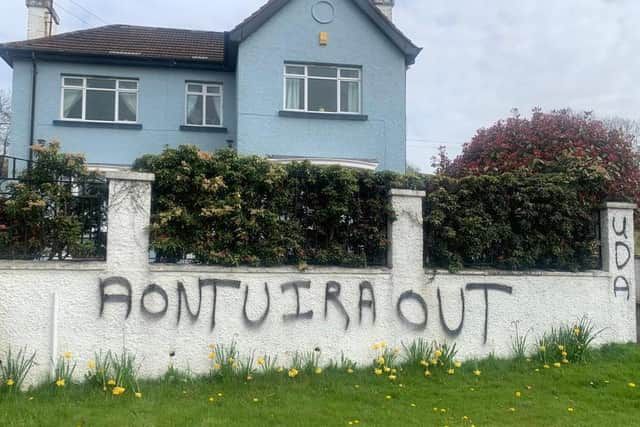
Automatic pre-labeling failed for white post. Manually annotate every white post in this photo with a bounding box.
[388,189,426,271]
[105,171,155,272]
[600,202,637,342]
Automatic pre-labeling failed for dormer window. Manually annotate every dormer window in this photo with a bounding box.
[283,64,361,114]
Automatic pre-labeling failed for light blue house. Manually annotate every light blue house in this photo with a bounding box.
[1,0,420,172]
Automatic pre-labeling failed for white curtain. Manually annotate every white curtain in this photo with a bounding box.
[118,93,137,121]
[286,78,303,110]
[344,81,359,113]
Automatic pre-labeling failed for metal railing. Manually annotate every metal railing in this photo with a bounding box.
[0,155,109,261]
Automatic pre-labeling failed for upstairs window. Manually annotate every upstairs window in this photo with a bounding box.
[61,76,138,122]
[283,64,361,114]
[185,82,223,126]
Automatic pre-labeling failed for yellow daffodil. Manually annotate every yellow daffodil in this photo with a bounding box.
[135,392,142,398]
[573,328,581,336]
[526,385,533,390]
[553,362,562,368]
[447,368,455,375]
[6,379,14,387]
[568,407,574,413]
[473,369,481,376]
[561,351,568,358]
[385,395,392,400]
[374,368,383,376]
[384,367,391,373]
[55,378,65,388]
[420,360,428,367]
[107,379,116,386]
[228,357,235,364]
[410,403,416,407]
[391,368,397,374]
[208,397,215,402]
[315,367,323,375]
[232,362,239,369]
[257,357,265,366]
[347,368,354,374]
[557,345,564,351]
[208,344,216,350]
[87,360,96,370]
[208,352,216,360]
[454,361,462,368]
[63,352,72,360]
[393,348,400,355]
[376,356,385,366]
[388,375,397,381]
[424,370,432,377]
[543,364,550,369]
[509,407,516,412]
[515,391,521,398]
[562,359,570,364]
[435,350,443,358]
[253,397,259,402]
[111,387,126,396]
[440,408,447,413]
[214,363,222,370]
[246,375,253,381]
[629,382,637,388]
[433,407,438,412]
[217,392,223,397]
[539,345,546,352]
[276,367,284,373]
[288,368,299,378]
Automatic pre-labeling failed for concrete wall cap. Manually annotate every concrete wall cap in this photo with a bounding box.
[601,202,637,210]
[105,170,155,182]
[390,188,426,198]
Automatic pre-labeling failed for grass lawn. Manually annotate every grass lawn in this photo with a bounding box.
[0,344,638,426]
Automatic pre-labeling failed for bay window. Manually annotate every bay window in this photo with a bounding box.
[283,64,361,114]
[61,76,138,122]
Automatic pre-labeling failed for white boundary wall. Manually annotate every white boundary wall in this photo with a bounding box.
[0,172,636,384]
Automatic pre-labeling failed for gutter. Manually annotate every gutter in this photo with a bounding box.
[29,52,37,163]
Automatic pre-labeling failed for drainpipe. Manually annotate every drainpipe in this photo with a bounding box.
[28,52,37,163]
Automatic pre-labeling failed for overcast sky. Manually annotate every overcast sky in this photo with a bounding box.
[1,0,639,170]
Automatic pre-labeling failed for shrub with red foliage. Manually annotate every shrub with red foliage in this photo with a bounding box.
[448,109,640,203]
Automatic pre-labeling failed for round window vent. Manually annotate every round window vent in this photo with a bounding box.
[312,1,335,24]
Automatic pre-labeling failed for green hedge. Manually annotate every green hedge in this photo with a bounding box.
[423,170,606,271]
[134,146,608,271]
[133,146,419,267]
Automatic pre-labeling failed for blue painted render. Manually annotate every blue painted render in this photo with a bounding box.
[9,60,236,165]
[236,0,407,172]
[6,0,413,172]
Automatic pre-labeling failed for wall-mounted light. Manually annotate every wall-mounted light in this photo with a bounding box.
[319,32,329,46]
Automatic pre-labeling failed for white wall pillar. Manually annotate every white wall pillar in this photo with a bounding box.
[600,202,637,341]
[105,171,155,272]
[388,189,426,271]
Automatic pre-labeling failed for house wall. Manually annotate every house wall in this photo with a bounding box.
[236,0,408,172]
[8,59,236,166]
[0,173,636,386]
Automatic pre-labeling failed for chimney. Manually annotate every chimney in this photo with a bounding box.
[26,0,60,39]
[373,0,395,21]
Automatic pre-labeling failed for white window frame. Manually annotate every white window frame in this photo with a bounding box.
[60,76,139,123]
[282,64,362,114]
[184,82,224,127]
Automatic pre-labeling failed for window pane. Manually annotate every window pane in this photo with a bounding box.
[340,69,360,79]
[118,81,138,90]
[308,78,337,112]
[308,66,337,78]
[85,90,116,121]
[63,89,83,119]
[285,65,305,75]
[187,84,203,93]
[285,78,305,110]
[87,78,116,89]
[206,85,221,94]
[186,94,203,125]
[340,81,360,113]
[63,77,83,87]
[205,96,222,125]
[118,92,137,121]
